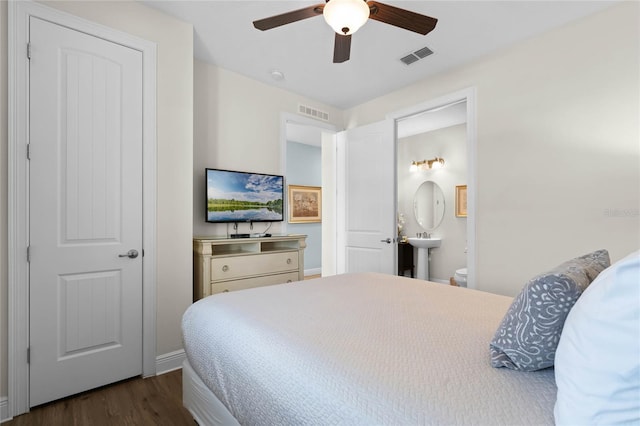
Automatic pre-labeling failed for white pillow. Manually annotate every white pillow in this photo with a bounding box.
[554,250,640,425]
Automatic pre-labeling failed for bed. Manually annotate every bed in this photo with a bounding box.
[181,272,557,425]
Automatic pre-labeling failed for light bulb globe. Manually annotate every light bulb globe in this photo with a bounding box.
[323,0,370,35]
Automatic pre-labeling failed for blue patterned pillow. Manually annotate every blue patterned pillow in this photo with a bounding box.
[490,249,610,371]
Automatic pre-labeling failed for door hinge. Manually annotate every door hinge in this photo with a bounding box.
[27,245,30,263]
[27,42,31,60]
[27,347,30,364]
[27,143,31,160]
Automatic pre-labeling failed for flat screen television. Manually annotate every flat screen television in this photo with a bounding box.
[206,168,284,223]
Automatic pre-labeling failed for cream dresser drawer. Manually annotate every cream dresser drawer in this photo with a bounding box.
[211,251,298,282]
[193,235,306,301]
[209,272,300,295]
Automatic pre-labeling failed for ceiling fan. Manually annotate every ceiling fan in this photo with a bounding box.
[253,0,438,63]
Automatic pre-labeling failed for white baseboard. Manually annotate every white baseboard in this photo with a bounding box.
[0,397,10,423]
[155,349,186,375]
[305,267,321,276]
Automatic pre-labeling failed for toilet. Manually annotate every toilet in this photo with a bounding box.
[454,268,467,287]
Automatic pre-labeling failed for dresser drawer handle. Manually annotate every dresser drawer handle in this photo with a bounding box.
[222,265,229,272]
[222,289,229,293]
[286,258,292,265]
[286,280,293,283]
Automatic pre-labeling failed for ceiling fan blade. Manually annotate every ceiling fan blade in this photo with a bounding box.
[253,4,324,31]
[333,33,352,63]
[366,1,438,35]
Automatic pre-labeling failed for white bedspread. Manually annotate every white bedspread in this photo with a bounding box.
[182,272,556,425]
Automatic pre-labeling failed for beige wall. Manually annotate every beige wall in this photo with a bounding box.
[345,2,640,296]
[193,60,343,237]
[0,0,194,398]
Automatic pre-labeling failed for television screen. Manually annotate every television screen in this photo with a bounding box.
[206,168,284,223]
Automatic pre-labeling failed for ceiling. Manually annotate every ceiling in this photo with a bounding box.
[142,1,617,109]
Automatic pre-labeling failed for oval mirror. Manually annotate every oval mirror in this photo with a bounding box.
[413,180,445,231]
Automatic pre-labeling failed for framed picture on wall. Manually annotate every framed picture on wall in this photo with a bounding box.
[455,185,467,218]
[288,185,322,223]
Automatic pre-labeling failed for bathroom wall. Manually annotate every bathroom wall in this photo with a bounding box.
[398,124,467,283]
[286,141,322,275]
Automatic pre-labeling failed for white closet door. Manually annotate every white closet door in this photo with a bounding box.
[29,16,144,406]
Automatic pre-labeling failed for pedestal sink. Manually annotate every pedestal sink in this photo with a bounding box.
[407,237,441,281]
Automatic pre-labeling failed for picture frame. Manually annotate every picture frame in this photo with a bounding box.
[288,185,322,223]
[455,185,467,218]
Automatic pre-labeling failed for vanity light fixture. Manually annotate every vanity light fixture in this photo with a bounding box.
[429,157,445,169]
[409,157,445,172]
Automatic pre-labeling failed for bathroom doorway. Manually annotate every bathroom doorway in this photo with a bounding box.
[390,88,477,288]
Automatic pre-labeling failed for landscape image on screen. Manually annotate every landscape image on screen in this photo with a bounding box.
[207,169,284,222]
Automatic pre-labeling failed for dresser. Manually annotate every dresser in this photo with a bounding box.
[193,235,307,301]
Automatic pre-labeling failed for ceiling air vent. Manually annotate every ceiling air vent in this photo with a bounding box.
[400,46,434,65]
[298,104,329,122]
[400,54,420,65]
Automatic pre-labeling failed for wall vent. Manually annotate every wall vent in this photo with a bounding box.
[298,104,329,121]
[400,45,434,65]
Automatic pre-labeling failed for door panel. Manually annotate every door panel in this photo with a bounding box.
[59,271,122,357]
[337,120,396,274]
[29,16,143,406]
[62,48,122,242]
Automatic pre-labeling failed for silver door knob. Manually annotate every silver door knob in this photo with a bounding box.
[118,249,139,259]
[380,238,392,244]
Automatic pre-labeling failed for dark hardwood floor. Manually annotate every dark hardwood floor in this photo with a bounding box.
[5,369,195,425]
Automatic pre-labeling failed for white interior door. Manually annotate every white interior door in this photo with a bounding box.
[336,120,396,274]
[29,16,143,406]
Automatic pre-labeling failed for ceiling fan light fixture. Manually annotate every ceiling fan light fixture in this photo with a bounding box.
[323,0,370,35]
